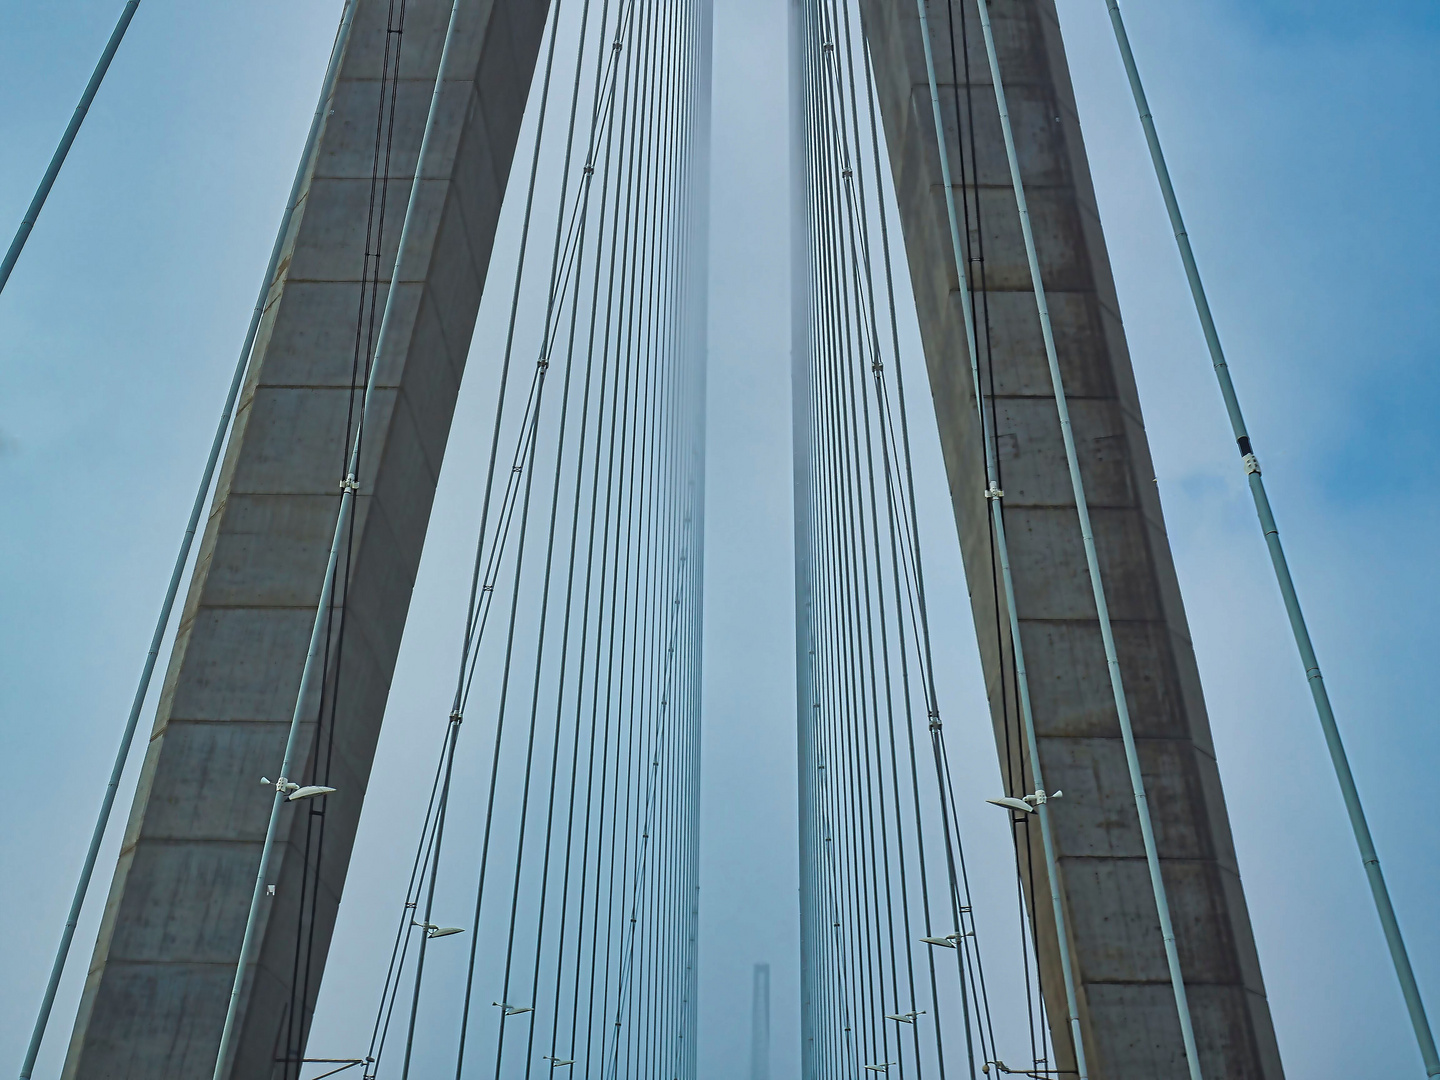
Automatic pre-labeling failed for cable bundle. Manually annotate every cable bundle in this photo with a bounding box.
[791,0,1056,1075]
[326,0,711,1075]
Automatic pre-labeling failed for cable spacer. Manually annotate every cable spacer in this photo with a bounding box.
[612,39,623,51]
[984,483,1003,501]
[841,166,853,179]
[822,40,834,51]
[871,358,884,374]
[339,474,360,495]
[449,709,463,724]
[583,163,595,176]
[1242,452,1261,476]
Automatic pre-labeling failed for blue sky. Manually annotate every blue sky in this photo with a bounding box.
[1,0,1437,1077]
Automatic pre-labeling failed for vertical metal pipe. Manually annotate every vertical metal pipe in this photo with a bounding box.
[910,0,1090,1074]
[210,2,465,1075]
[1100,3,1439,1073]
[0,1,141,296]
[751,963,773,1080]
[969,0,1205,1074]
[16,6,358,1078]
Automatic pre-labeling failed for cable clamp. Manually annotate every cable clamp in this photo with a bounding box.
[841,166,853,179]
[339,474,360,495]
[927,710,942,733]
[1242,452,1261,476]
[612,39,623,51]
[449,709,463,724]
[822,40,834,51]
[871,358,883,374]
[583,163,595,176]
[537,355,549,372]
[984,483,1003,501]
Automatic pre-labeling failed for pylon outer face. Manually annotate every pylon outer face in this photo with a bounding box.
[63,2,554,1075]
[851,0,1284,1073]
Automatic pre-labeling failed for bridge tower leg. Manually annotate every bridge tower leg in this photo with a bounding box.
[859,0,1285,1075]
[62,1,552,1075]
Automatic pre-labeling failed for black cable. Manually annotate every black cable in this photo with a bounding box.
[484,0,606,1069]
[531,1,619,1072]
[942,0,1056,1066]
[281,2,411,1073]
[442,0,572,1066]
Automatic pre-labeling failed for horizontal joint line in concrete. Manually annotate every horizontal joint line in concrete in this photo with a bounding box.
[1015,615,1171,625]
[995,503,1141,511]
[162,720,325,728]
[985,392,1124,401]
[253,383,404,391]
[1077,978,1237,988]
[1062,852,1227,861]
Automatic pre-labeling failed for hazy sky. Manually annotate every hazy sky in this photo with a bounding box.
[2,0,1438,1077]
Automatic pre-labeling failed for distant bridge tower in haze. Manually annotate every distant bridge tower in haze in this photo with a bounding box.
[751,963,772,1080]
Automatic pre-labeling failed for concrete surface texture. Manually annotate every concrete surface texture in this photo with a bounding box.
[61,0,551,1075]
[858,0,1285,1075]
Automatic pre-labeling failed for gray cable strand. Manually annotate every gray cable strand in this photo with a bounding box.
[0,1,141,296]
[1100,4,1438,1073]
[905,0,1090,1071]
[16,6,359,1077]
[210,1,462,1073]
[970,0,1202,1073]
